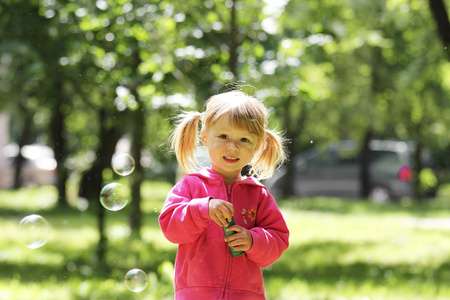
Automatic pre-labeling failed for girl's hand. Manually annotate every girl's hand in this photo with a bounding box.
[209,199,234,227]
[224,225,253,252]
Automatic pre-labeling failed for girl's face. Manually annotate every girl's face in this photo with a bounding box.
[201,116,260,184]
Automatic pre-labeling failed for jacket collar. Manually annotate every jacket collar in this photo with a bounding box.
[191,168,264,187]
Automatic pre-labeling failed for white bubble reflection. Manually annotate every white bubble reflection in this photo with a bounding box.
[99,182,129,211]
[112,153,135,176]
[18,214,51,249]
[124,269,148,292]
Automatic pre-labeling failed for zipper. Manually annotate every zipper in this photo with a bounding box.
[220,182,234,300]
[220,247,232,300]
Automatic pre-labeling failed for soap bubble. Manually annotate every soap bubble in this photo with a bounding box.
[112,153,135,176]
[100,182,129,211]
[124,268,148,292]
[19,214,50,249]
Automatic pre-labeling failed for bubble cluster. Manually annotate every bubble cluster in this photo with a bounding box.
[124,268,148,292]
[99,182,129,211]
[19,214,50,249]
[112,153,135,176]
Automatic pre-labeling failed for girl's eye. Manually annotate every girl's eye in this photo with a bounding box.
[219,134,228,139]
[241,138,250,143]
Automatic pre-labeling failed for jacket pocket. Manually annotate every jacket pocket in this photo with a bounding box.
[229,257,264,294]
[187,237,227,287]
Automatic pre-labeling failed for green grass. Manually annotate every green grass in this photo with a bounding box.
[0,181,175,300]
[266,190,450,300]
[1,182,450,299]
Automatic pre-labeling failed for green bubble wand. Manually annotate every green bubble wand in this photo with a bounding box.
[222,216,245,257]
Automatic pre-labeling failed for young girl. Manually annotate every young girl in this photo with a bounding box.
[159,90,290,300]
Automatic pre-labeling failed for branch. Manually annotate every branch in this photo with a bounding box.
[428,0,450,59]
[178,2,225,52]
[210,1,231,33]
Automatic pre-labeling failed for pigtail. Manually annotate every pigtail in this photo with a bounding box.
[169,111,203,174]
[250,129,287,180]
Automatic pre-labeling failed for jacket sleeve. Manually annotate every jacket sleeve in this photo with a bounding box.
[245,188,289,268]
[158,177,212,244]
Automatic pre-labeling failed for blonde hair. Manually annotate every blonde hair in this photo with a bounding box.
[170,90,286,179]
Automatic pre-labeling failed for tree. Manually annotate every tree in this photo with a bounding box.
[0,0,52,190]
[428,0,450,60]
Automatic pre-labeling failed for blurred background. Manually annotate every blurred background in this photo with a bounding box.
[1,0,450,299]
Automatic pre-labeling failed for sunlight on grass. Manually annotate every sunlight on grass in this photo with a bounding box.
[141,180,173,214]
[0,185,57,211]
[2,182,450,299]
[273,194,450,300]
[0,274,174,300]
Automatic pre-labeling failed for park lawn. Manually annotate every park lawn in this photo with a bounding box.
[267,194,450,300]
[1,182,450,299]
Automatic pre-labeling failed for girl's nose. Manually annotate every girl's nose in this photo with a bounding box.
[227,140,238,151]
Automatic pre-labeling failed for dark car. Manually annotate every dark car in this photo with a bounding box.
[264,140,437,203]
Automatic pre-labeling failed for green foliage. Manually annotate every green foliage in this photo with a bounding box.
[2,0,450,186]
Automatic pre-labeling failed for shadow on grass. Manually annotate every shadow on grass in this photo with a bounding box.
[266,240,450,290]
[1,239,177,283]
[280,196,450,217]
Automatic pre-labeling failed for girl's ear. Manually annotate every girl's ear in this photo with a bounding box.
[201,130,208,147]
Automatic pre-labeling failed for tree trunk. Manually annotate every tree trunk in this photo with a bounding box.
[428,0,450,60]
[78,108,122,267]
[129,105,144,239]
[413,142,424,201]
[13,104,32,189]
[50,80,69,207]
[281,95,306,198]
[228,0,238,77]
[359,130,373,198]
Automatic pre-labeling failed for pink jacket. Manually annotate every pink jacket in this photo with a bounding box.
[159,168,289,300]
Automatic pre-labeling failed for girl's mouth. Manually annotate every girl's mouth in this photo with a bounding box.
[223,156,239,163]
